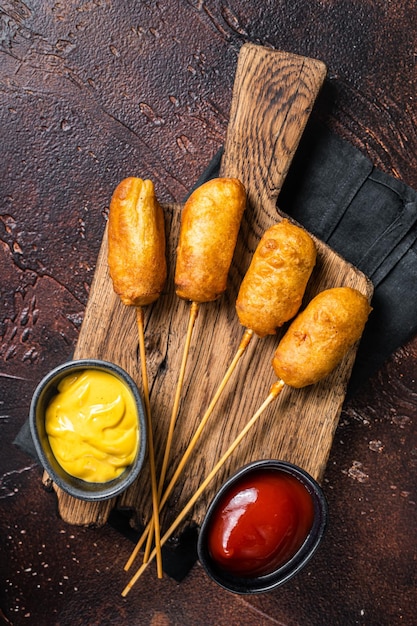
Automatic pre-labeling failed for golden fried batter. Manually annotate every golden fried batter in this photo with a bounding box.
[272,287,372,387]
[236,219,316,337]
[108,177,167,306]
[175,178,246,302]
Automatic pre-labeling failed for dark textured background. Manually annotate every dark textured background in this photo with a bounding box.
[1,2,416,624]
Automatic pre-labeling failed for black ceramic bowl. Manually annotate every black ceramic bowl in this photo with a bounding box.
[29,359,147,502]
[197,459,328,594]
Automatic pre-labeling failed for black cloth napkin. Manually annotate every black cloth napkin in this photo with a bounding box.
[14,119,417,579]
[190,119,417,394]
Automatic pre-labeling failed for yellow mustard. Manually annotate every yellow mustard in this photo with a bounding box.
[45,369,139,483]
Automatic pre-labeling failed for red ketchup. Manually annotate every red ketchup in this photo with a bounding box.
[207,469,315,577]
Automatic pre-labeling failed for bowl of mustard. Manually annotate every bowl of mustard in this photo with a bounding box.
[29,359,147,501]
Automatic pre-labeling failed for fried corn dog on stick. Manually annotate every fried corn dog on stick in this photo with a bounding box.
[175,177,247,303]
[108,177,166,578]
[236,219,317,337]
[108,178,166,307]
[122,287,371,596]
[125,219,316,570]
[137,177,246,565]
[272,286,371,387]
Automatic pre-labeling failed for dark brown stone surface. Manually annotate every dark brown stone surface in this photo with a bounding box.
[1,2,416,624]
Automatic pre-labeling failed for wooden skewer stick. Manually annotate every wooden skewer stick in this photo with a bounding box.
[121,378,285,596]
[136,306,163,579]
[124,326,254,571]
[142,301,199,564]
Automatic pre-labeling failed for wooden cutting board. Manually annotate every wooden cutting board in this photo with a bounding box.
[47,43,373,533]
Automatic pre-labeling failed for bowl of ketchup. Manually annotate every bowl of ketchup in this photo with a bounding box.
[197,459,327,594]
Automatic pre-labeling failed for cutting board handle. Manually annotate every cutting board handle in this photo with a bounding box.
[220,43,326,233]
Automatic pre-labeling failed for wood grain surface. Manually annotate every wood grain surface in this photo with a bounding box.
[50,46,372,533]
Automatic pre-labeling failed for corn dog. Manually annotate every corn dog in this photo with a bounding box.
[107,176,166,579]
[236,219,317,337]
[108,177,167,306]
[175,178,246,302]
[129,178,244,568]
[272,287,372,388]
